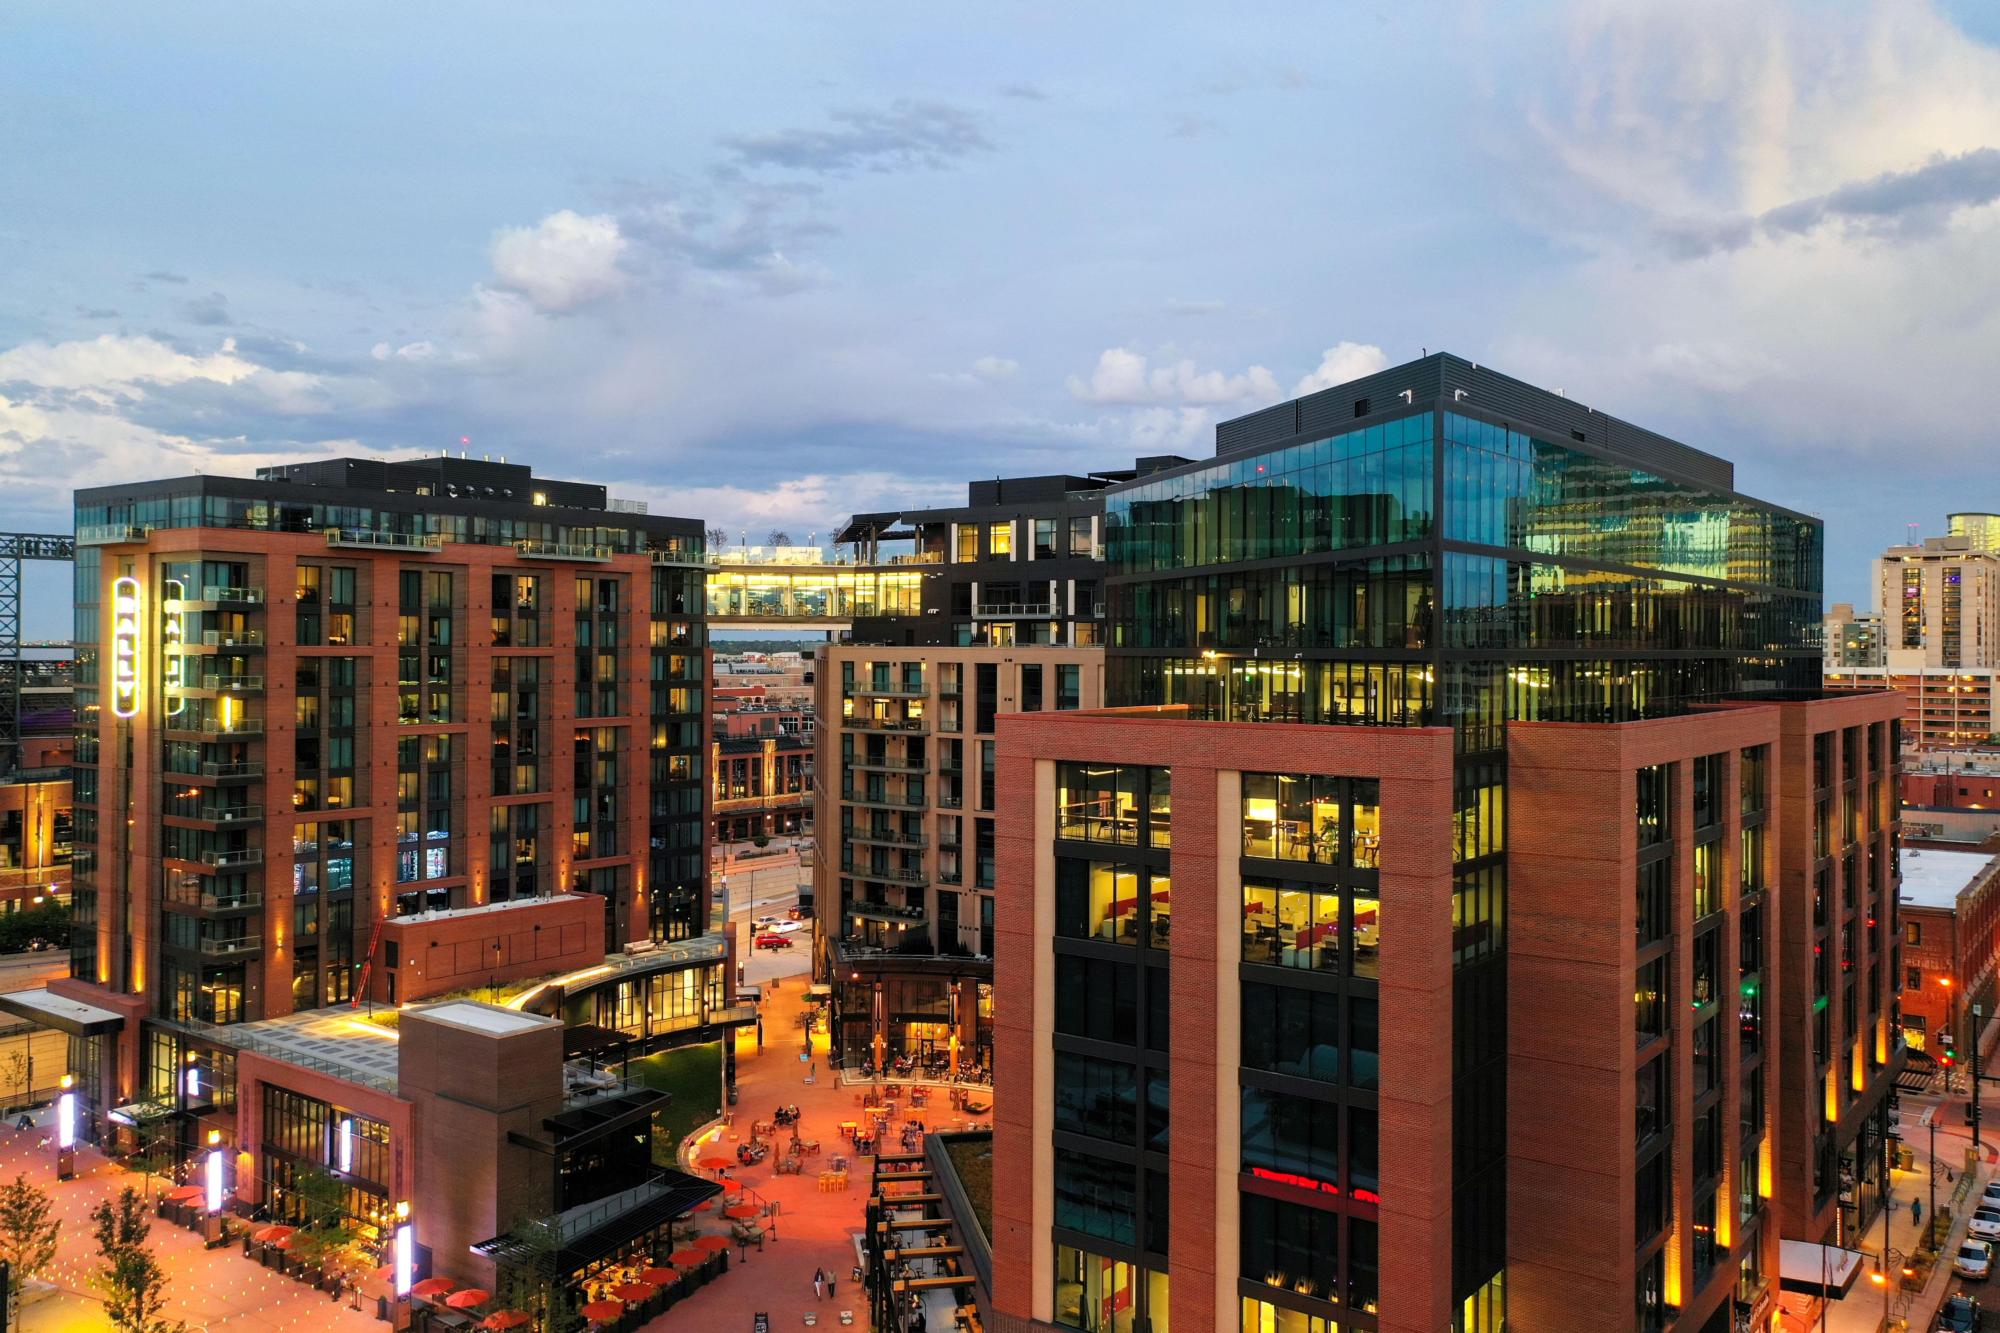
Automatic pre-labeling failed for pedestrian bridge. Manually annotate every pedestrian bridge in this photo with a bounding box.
[705,547,930,628]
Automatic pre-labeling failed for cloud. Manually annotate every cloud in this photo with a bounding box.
[1067,347,1280,405]
[1170,115,1220,140]
[75,307,119,320]
[1662,147,2000,257]
[0,334,263,397]
[972,356,1018,382]
[1292,342,1390,397]
[620,471,963,543]
[142,270,188,284]
[488,210,629,313]
[997,83,1047,101]
[371,339,439,362]
[182,291,231,326]
[719,100,992,175]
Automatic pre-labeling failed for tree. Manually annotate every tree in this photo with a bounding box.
[287,1165,363,1286]
[706,526,728,553]
[90,1187,186,1333]
[767,529,793,548]
[493,1215,584,1333]
[122,1120,174,1200]
[0,1174,59,1312]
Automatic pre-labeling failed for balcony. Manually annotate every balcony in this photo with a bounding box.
[196,718,264,737]
[848,755,927,773]
[845,715,929,734]
[516,539,612,562]
[842,789,927,810]
[198,761,262,780]
[844,864,927,887]
[326,528,442,552]
[197,937,261,958]
[845,683,927,699]
[201,674,265,692]
[201,629,265,650]
[847,900,929,925]
[649,549,703,567]
[845,828,927,850]
[201,848,264,869]
[973,602,1058,618]
[197,805,263,825]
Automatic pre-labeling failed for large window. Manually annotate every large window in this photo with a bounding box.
[1057,763,1171,849]
[1242,879,1376,976]
[1241,774,1381,868]
[1057,860,1170,949]
[1637,764,1672,846]
[1241,983,1340,1083]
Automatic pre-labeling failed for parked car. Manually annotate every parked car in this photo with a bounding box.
[755,933,793,950]
[1968,1208,2000,1241]
[1954,1240,1994,1281]
[1981,1179,2000,1208]
[1937,1292,1981,1332]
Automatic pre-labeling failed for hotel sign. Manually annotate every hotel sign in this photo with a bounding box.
[161,578,186,716]
[111,576,141,718]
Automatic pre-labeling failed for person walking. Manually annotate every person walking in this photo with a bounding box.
[813,1267,826,1299]
[1913,1196,1924,1228]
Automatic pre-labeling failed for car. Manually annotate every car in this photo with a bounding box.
[1938,1292,1981,1333]
[1954,1240,1994,1281]
[755,933,793,950]
[788,905,814,921]
[1981,1180,2000,1209]
[1968,1208,2000,1241]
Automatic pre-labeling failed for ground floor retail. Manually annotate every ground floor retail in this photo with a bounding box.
[829,966,993,1079]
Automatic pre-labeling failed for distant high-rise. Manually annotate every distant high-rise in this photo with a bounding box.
[1948,511,2000,552]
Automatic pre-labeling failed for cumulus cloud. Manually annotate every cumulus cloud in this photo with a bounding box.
[1292,342,1390,397]
[489,210,629,313]
[1067,347,1280,405]
[621,471,963,543]
[0,334,265,397]
[720,100,992,175]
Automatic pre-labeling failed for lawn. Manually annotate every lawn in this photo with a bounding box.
[630,1042,725,1163]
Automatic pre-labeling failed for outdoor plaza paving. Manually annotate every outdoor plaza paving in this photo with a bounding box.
[643,970,992,1331]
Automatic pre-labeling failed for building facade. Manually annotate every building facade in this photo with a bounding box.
[1948,513,2000,553]
[1823,602,1883,668]
[1874,535,2000,669]
[1894,846,2000,1060]
[815,642,1103,1077]
[712,697,814,842]
[988,354,1903,1333]
[1824,666,2000,749]
[54,455,712,1145]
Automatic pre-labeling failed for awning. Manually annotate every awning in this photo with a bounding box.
[806,983,833,999]
[0,987,125,1037]
[1779,1240,1867,1296]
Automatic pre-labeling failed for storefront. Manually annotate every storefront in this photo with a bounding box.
[831,964,992,1077]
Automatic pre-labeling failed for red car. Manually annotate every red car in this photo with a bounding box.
[755,933,793,950]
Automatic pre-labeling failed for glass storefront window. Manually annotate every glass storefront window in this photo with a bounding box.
[1053,1243,1135,1333]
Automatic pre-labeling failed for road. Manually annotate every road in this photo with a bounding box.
[0,948,65,994]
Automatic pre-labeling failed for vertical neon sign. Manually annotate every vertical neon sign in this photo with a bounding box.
[161,577,185,717]
[110,576,142,718]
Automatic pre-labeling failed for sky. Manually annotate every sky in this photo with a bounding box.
[6,0,2000,636]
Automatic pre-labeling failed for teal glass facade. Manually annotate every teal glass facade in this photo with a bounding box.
[1095,363,1824,1331]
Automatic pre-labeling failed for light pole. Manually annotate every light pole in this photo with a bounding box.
[53,1074,74,1181]
[392,1199,414,1300]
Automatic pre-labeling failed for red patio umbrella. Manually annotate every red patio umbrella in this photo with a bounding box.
[696,1154,735,1171]
[410,1276,457,1299]
[445,1288,493,1309]
[639,1267,679,1285]
[166,1185,204,1203]
[483,1315,533,1332]
[669,1247,708,1267]
[693,1234,732,1252]
[580,1299,625,1323]
[273,1233,295,1250]
[611,1282,656,1302]
[723,1203,761,1220]
[690,1199,714,1212]
[717,1177,745,1194]
[252,1223,294,1242]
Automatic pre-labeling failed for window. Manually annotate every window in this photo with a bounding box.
[1905,921,1923,946]
[1636,1055,1668,1146]
[1907,966,1923,990]
[955,525,977,562]
[1057,664,1082,710]
[1636,956,1668,1046]
[1637,764,1672,846]
[1069,516,1094,557]
[1741,745,1768,815]
[989,521,1013,557]
[1057,860,1166,949]
[1241,982,1340,1082]
[1693,841,1720,919]
[1636,858,1670,946]
[1034,518,1059,560]
[1692,753,1724,829]
[1058,762,1169,849]
[1242,773,1380,868]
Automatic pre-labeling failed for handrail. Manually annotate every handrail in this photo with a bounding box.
[326,528,442,551]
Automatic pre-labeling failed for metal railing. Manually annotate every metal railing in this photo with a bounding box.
[197,937,260,958]
[201,674,265,691]
[199,761,262,779]
[843,865,927,887]
[848,756,928,773]
[326,528,442,552]
[515,539,612,562]
[845,683,927,698]
[846,829,927,850]
[197,718,263,736]
[196,805,262,824]
[201,848,264,868]
[846,716,929,733]
[201,629,265,648]
[76,523,153,545]
[846,899,928,922]
[973,603,1058,618]
[201,585,264,603]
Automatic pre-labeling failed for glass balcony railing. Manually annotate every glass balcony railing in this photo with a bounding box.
[326,528,443,552]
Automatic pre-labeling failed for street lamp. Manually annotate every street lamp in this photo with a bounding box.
[54,1074,74,1181]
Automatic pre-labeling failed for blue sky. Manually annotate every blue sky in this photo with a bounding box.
[6,1,2000,634]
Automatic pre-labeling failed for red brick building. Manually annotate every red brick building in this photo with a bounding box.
[1893,845,2000,1060]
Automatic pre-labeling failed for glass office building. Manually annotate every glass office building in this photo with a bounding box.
[1080,355,1825,1329]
